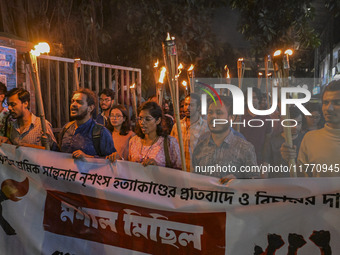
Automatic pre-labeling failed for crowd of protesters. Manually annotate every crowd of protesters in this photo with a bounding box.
[0,79,339,179]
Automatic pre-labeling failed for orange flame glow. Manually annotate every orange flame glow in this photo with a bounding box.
[178,63,184,75]
[182,80,187,87]
[154,60,159,68]
[258,72,263,76]
[30,42,50,56]
[224,65,230,78]
[284,49,293,56]
[238,58,244,62]
[166,33,171,41]
[1,178,29,202]
[274,50,282,57]
[159,67,166,84]
[130,83,136,89]
[188,64,194,72]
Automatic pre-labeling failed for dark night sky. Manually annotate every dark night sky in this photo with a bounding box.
[212,7,250,50]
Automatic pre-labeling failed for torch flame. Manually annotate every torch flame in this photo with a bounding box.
[30,42,50,56]
[159,67,166,84]
[258,72,263,76]
[166,33,171,41]
[224,65,230,78]
[188,64,194,72]
[178,63,184,75]
[274,50,282,57]
[284,49,293,56]
[1,178,29,202]
[130,83,136,89]
[238,58,244,62]
[154,60,159,68]
[182,80,187,87]
[267,73,272,77]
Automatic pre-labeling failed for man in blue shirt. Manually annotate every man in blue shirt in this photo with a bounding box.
[60,88,115,159]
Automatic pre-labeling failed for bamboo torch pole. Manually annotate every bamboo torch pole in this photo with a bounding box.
[162,33,186,171]
[265,55,269,106]
[25,43,50,150]
[274,49,296,177]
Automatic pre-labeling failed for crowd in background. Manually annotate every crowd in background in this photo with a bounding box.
[0,79,339,179]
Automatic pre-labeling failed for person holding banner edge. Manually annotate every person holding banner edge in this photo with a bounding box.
[129,101,182,169]
[59,88,116,159]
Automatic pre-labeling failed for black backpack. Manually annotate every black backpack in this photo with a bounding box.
[59,121,104,156]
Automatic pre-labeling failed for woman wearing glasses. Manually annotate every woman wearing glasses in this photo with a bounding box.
[106,105,135,161]
[128,101,182,169]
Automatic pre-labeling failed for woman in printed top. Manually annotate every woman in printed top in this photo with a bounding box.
[106,105,135,161]
[128,101,182,169]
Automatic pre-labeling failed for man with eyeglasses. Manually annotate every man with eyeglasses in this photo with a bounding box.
[60,88,115,159]
[96,88,115,126]
[281,80,340,177]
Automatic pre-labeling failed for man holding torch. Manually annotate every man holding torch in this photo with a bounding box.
[0,88,57,150]
[171,93,208,171]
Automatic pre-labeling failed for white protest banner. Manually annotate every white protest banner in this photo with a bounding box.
[0,143,339,255]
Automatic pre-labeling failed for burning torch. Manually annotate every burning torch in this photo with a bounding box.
[187,64,195,93]
[162,33,186,172]
[25,42,51,150]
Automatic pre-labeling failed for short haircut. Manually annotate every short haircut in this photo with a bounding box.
[99,88,115,100]
[322,80,340,102]
[186,93,201,108]
[0,81,7,95]
[251,87,262,101]
[7,88,30,109]
[72,88,97,113]
[208,95,233,116]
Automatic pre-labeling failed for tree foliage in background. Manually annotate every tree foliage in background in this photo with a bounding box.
[101,0,226,95]
[0,0,227,96]
[0,0,328,94]
[229,0,321,55]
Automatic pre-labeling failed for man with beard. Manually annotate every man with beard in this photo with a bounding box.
[192,96,258,179]
[96,88,115,126]
[282,80,340,177]
[0,88,57,149]
[60,88,115,159]
[171,93,208,171]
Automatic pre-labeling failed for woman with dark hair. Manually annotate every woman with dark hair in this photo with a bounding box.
[106,105,135,161]
[301,102,324,134]
[128,101,181,169]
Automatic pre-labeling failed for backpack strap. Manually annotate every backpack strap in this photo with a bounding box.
[92,123,104,156]
[164,136,172,168]
[59,121,75,149]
